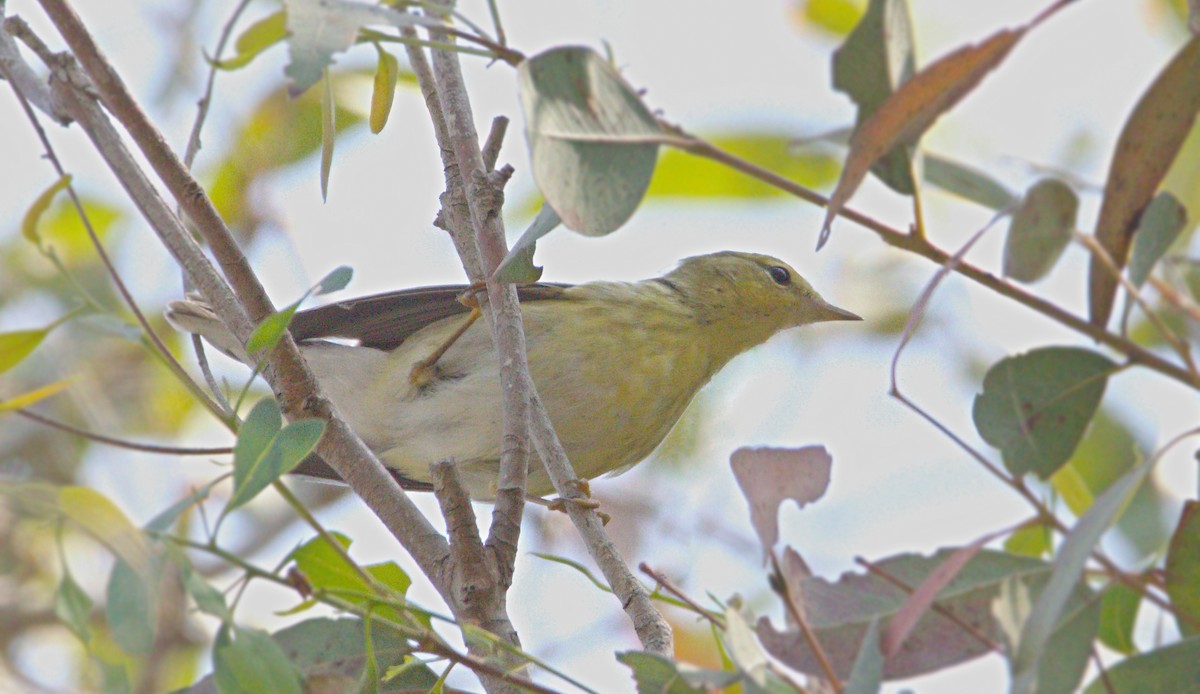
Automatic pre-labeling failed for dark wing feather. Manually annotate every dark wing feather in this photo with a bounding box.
[290,283,570,350]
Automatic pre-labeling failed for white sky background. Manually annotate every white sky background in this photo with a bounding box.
[1,0,1198,692]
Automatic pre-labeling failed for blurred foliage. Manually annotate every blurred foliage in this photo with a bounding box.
[0,0,1198,691]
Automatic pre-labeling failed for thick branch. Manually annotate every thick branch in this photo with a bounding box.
[34,0,457,596]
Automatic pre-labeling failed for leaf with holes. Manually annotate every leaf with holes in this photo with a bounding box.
[972,347,1116,480]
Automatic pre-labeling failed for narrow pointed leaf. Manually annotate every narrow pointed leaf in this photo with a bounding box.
[1087,35,1200,327]
[820,25,1026,246]
[22,174,72,246]
[924,153,1016,210]
[1166,501,1200,637]
[1011,456,1156,693]
[369,47,399,134]
[0,329,50,374]
[1128,191,1188,287]
[215,10,287,70]
[495,204,559,283]
[832,0,916,194]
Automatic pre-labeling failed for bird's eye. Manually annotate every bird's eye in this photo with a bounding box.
[768,266,791,286]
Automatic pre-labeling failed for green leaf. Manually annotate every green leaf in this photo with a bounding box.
[213,625,303,694]
[924,153,1017,210]
[290,533,411,622]
[843,618,883,694]
[1128,191,1188,287]
[1003,179,1079,283]
[1167,501,1200,637]
[972,347,1116,479]
[1011,455,1156,693]
[831,0,917,194]
[369,46,399,134]
[1098,583,1141,654]
[283,0,432,97]
[495,204,557,283]
[182,562,232,622]
[215,10,287,70]
[320,69,335,201]
[1082,635,1200,694]
[245,302,299,355]
[144,479,219,534]
[22,174,73,247]
[1005,523,1051,558]
[616,651,737,694]
[517,46,662,236]
[228,399,325,512]
[316,265,354,295]
[106,558,156,656]
[55,568,93,640]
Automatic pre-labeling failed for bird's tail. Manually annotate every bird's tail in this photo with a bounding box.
[164,298,251,363]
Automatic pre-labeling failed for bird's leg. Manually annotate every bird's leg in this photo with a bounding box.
[409,282,487,387]
[531,480,611,524]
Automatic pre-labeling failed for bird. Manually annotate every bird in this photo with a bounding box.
[165,251,860,500]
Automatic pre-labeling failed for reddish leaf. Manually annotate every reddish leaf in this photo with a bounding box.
[880,535,991,656]
[731,446,832,560]
[1087,35,1200,327]
[819,26,1025,247]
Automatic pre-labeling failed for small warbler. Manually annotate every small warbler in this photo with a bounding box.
[166,251,859,499]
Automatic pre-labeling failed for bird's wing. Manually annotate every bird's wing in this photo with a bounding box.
[290,283,570,350]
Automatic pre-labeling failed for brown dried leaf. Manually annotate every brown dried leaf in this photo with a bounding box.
[819,26,1025,247]
[731,446,832,560]
[1087,35,1200,327]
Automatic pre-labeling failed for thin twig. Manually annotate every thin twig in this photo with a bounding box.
[854,557,1001,653]
[1075,231,1198,376]
[665,126,1200,390]
[768,550,842,692]
[16,409,231,456]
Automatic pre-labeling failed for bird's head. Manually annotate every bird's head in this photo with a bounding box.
[665,251,860,358]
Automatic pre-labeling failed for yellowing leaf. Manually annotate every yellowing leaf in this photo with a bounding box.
[0,379,72,411]
[369,46,399,134]
[58,487,150,575]
[0,329,50,375]
[1087,35,1200,327]
[215,10,287,70]
[820,26,1025,247]
[22,174,72,247]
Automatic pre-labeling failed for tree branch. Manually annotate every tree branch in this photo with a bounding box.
[34,0,460,607]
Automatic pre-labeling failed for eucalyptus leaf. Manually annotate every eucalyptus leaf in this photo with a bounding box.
[972,347,1116,479]
[517,46,662,236]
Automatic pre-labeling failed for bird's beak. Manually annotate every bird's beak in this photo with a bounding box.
[813,300,862,323]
